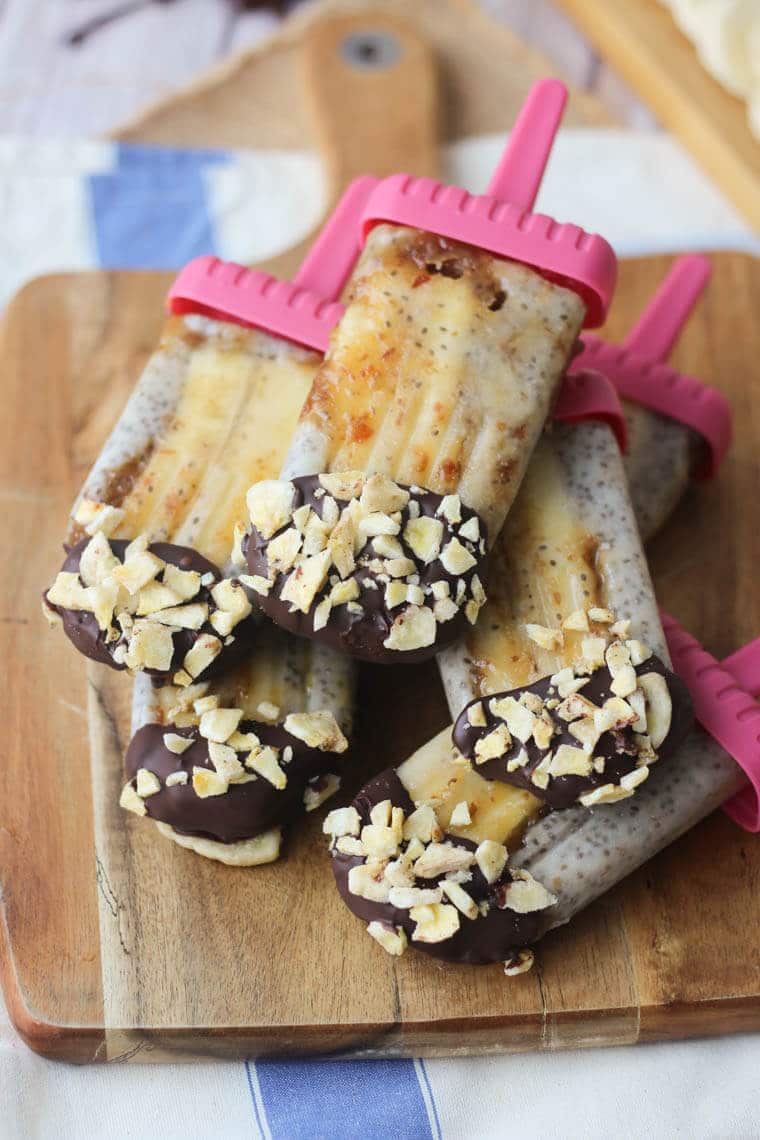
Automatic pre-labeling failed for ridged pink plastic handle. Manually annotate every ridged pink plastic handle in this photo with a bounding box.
[662,613,760,832]
[553,369,627,451]
[359,80,616,327]
[573,256,732,477]
[167,176,378,352]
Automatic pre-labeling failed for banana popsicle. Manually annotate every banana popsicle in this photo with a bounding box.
[240,81,616,666]
[43,182,377,865]
[573,255,732,541]
[329,264,737,964]
[328,410,697,964]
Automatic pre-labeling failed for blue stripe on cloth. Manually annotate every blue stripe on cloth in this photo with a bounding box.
[251,1058,436,1140]
[87,167,219,268]
[114,141,231,170]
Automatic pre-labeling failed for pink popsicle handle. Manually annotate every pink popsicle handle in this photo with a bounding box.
[294,175,377,297]
[553,368,627,452]
[167,176,378,352]
[722,639,760,697]
[623,254,711,362]
[485,78,567,211]
[662,613,760,832]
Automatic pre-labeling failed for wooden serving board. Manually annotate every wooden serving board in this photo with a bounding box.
[556,0,760,232]
[2,250,759,1063]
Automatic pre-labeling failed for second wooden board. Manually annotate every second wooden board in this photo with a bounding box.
[556,0,760,231]
[1,252,760,1062]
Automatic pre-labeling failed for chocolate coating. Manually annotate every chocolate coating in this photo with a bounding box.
[453,655,694,809]
[126,720,345,843]
[245,475,487,665]
[330,768,547,965]
[46,539,259,680]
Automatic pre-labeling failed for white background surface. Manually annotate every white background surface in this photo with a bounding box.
[1,2,759,1137]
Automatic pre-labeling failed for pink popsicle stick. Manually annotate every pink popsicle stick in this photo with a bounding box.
[167,176,378,353]
[623,254,712,362]
[573,254,731,477]
[485,78,567,211]
[293,175,378,298]
[662,613,760,832]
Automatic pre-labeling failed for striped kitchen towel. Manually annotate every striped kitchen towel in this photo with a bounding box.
[0,136,325,307]
[0,130,757,312]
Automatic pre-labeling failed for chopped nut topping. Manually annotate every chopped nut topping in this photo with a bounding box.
[367,921,407,956]
[283,710,348,753]
[120,782,146,816]
[458,516,480,543]
[525,623,564,651]
[501,870,557,914]
[437,494,462,525]
[548,743,593,777]
[404,515,444,564]
[198,707,243,744]
[348,862,391,903]
[490,696,534,743]
[248,746,287,790]
[384,605,436,652]
[402,805,440,844]
[440,879,478,919]
[410,902,460,943]
[336,836,365,856]
[440,537,477,576]
[135,768,161,797]
[475,839,508,884]
[319,471,366,500]
[324,806,361,838]
[588,606,615,624]
[192,767,230,799]
[246,479,295,539]
[74,499,126,537]
[165,771,189,788]
[466,701,486,728]
[280,549,331,613]
[474,722,512,762]
[504,948,535,976]
[562,608,589,632]
[163,732,192,755]
[125,620,175,672]
[449,800,472,827]
[303,773,341,812]
[413,842,474,879]
[388,885,442,908]
[637,671,673,748]
[183,633,222,678]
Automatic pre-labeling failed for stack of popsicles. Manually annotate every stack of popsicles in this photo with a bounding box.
[43,80,755,974]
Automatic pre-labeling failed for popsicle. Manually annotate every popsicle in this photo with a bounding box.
[325,267,720,960]
[328,411,697,962]
[573,255,732,541]
[43,181,378,864]
[240,80,617,666]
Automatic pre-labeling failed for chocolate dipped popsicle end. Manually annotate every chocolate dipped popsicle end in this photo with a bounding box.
[328,768,555,966]
[122,707,349,846]
[44,535,259,683]
[453,613,694,810]
[243,472,488,665]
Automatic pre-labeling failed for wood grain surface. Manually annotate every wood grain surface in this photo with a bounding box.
[556,0,760,232]
[1,251,759,1063]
